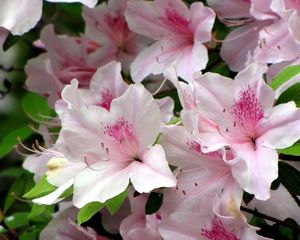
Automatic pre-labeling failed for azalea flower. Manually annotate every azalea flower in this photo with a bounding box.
[186,63,300,200]
[72,84,176,207]
[208,0,300,71]
[83,0,151,72]
[120,189,163,240]
[25,0,150,107]
[40,204,108,240]
[37,84,176,207]
[251,0,300,65]
[0,0,96,36]
[125,0,215,82]
[25,25,101,107]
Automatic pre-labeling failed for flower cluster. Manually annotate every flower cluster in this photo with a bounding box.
[4,0,300,239]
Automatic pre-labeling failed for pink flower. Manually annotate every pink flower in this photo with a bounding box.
[208,0,300,71]
[0,0,97,36]
[120,189,163,240]
[125,0,215,82]
[187,63,300,200]
[53,84,176,207]
[25,25,100,107]
[83,0,150,72]
[40,205,108,240]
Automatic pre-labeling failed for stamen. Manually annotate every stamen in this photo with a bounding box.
[217,14,253,27]
[151,77,168,96]
[28,124,58,136]
[212,26,258,43]
[16,137,41,155]
[14,145,33,157]
[25,112,58,126]
[231,85,264,135]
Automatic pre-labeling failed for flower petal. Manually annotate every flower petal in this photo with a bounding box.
[0,0,42,35]
[73,161,130,207]
[130,145,176,193]
[125,0,190,40]
[260,101,300,149]
[110,84,161,149]
[231,142,278,200]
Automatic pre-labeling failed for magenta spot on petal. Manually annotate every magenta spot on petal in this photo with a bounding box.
[186,139,222,159]
[99,89,113,111]
[186,140,202,153]
[104,13,130,46]
[201,216,239,240]
[231,85,264,131]
[158,6,189,31]
[103,116,136,144]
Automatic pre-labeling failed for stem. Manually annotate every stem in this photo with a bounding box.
[241,206,300,231]
[279,154,300,161]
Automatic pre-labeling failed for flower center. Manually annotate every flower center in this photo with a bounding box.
[231,85,264,137]
[103,116,135,145]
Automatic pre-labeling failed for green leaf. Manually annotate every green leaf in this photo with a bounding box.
[77,202,105,225]
[22,92,55,123]
[278,140,300,156]
[23,175,57,199]
[145,192,163,215]
[0,167,25,178]
[4,172,34,213]
[279,162,300,195]
[19,226,41,240]
[59,186,73,199]
[0,126,33,159]
[106,188,128,215]
[242,191,254,206]
[276,82,300,106]
[2,33,20,51]
[269,64,300,90]
[4,212,29,229]
[28,204,54,223]
[0,225,6,233]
